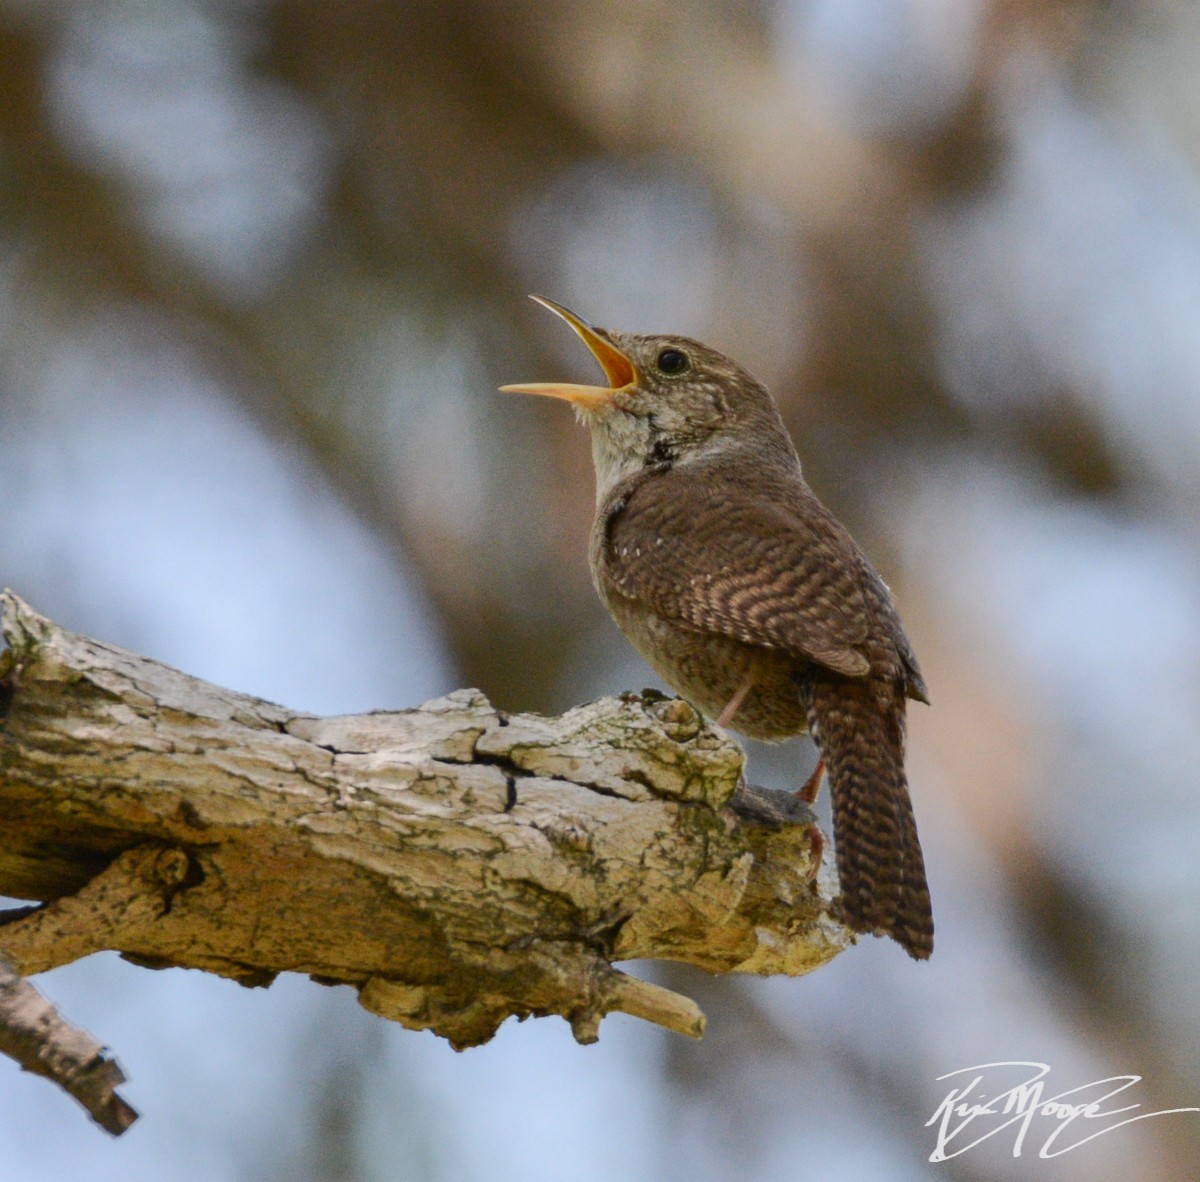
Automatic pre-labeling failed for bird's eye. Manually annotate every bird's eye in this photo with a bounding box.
[655,347,689,376]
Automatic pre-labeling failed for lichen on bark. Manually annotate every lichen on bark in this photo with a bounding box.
[0,589,847,1064]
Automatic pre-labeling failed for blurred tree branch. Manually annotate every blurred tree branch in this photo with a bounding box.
[0,591,844,1114]
[0,950,137,1136]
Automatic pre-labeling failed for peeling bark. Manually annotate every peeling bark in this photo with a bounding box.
[0,589,847,1111]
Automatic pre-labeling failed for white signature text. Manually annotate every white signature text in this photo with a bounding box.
[927,1060,1198,1161]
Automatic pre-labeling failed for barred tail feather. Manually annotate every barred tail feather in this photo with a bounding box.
[803,675,934,960]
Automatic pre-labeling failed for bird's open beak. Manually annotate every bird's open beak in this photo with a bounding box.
[500,295,636,410]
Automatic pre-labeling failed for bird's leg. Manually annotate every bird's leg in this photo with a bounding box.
[799,757,826,877]
[715,676,754,729]
[797,758,825,804]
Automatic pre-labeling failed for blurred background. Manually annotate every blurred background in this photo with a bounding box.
[2,0,1199,1178]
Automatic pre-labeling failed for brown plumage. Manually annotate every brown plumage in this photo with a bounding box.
[502,297,934,959]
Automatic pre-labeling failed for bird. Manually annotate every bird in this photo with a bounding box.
[501,296,933,959]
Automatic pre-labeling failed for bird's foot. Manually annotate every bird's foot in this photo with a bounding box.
[805,825,826,881]
[725,781,824,878]
[728,782,817,831]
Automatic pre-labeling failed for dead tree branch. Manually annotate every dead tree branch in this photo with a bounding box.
[0,950,137,1135]
[0,589,846,1117]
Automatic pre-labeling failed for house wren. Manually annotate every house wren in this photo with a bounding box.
[502,297,933,959]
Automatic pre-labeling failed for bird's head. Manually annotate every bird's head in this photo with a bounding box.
[501,296,796,499]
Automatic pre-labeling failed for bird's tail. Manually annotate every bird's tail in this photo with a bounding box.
[803,675,934,959]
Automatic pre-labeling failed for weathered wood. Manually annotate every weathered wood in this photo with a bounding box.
[0,951,137,1135]
[0,590,846,1062]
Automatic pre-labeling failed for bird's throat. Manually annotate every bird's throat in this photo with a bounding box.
[587,413,656,507]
